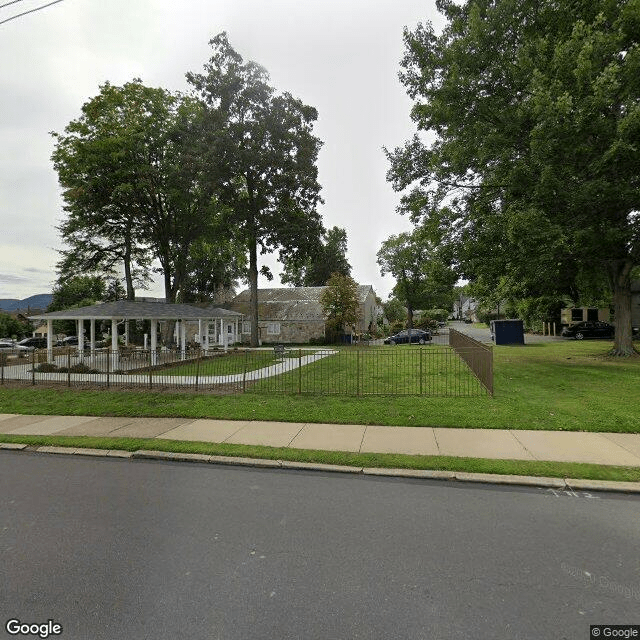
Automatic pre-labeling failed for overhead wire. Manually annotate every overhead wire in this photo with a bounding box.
[0,0,64,26]
[0,0,28,10]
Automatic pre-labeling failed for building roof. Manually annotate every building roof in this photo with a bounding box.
[29,300,242,321]
[229,285,374,322]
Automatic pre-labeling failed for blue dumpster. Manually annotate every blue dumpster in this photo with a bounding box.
[490,319,525,345]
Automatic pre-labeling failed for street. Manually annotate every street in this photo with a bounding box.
[1,452,638,639]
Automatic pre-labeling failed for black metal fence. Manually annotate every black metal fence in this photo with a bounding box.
[448,328,494,395]
[0,336,493,397]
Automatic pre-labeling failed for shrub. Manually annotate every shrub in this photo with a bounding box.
[68,363,99,374]
[35,363,58,372]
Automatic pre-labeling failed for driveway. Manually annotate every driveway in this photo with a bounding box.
[450,320,564,344]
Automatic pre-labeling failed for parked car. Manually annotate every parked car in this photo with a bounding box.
[383,329,432,345]
[56,336,78,346]
[561,321,615,340]
[16,336,48,349]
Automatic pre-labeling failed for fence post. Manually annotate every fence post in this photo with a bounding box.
[67,350,71,387]
[242,349,248,393]
[419,348,423,395]
[0,353,4,385]
[195,348,200,391]
[148,349,153,389]
[298,348,302,395]
[31,350,35,386]
[356,349,360,396]
[106,348,110,389]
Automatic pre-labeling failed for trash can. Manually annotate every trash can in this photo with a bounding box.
[490,319,525,345]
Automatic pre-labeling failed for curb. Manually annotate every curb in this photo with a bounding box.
[2,443,640,494]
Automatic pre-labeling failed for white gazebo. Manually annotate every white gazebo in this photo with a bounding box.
[29,300,243,367]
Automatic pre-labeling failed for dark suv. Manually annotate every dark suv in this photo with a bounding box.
[17,337,48,349]
[561,321,615,340]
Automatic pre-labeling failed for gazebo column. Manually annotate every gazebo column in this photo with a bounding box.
[46,319,53,364]
[77,320,84,358]
[150,319,158,366]
[124,321,129,346]
[89,319,96,361]
[180,320,186,360]
[111,319,119,370]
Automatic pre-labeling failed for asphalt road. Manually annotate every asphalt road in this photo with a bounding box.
[1,452,639,640]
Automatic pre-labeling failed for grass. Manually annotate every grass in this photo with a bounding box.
[154,350,276,376]
[1,433,638,482]
[248,346,484,396]
[0,340,638,433]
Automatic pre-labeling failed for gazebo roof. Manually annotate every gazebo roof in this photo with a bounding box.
[29,300,242,321]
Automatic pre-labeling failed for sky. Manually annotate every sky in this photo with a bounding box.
[0,0,444,302]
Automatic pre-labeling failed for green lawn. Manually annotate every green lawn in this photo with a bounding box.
[247,346,484,396]
[0,340,638,433]
[154,350,277,376]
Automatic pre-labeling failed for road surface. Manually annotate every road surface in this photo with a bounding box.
[1,452,638,639]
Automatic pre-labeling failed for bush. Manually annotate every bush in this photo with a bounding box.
[68,363,99,374]
[477,311,500,326]
[35,363,58,372]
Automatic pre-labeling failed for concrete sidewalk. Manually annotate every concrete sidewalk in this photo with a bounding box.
[1,413,640,467]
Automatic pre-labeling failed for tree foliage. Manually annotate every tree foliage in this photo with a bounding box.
[388,0,640,355]
[281,226,352,286]
[319,273,360,336]
[0,313,31,339]
[377,229,457,330]
[52,79,244,305]
[47,275,107,335]
[187,33,324,346]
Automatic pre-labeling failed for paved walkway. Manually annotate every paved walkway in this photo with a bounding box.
[1,413,640,467]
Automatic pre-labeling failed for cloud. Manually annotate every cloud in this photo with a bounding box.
[0,273,28,284]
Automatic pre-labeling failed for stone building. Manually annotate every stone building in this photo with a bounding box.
[229,285,378,344]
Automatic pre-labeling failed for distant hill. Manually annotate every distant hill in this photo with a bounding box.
[0,294,52,312]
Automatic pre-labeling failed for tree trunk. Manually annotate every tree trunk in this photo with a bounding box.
[123,232,135,301]
[161,258,177,346]
[249,238,259,347]
[407,303,414,342]
[609,260,637,357]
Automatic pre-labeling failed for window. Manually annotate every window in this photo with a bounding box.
[266,322,281,335]
[242,322,251,334]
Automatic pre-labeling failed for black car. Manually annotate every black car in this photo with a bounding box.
[17,336,48,349]
[383,329,432,345]
[561,321,615,340]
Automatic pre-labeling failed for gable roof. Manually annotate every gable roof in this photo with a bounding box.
[29,300,242,321]
[230,285,375,322]
[233,285,373,304]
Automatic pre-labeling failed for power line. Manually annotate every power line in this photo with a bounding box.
[0,0,28,10]
[0,0,64,26]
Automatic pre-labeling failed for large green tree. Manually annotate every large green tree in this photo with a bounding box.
[388,0,640,355]
[187,33,324,346]
[319,273,360,337]
[377,229,457,333]
[281,226,352,287]
[52,80,242,306]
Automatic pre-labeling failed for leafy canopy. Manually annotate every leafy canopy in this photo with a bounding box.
[387,0,640,354]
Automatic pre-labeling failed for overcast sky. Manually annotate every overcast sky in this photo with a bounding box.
[0,0,444,301]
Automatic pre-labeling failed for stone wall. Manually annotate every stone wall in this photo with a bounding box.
[241,321,325,344]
